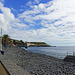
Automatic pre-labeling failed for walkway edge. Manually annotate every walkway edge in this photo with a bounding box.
[0,54,30,75]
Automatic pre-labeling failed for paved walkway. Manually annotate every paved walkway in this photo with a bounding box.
[0,53,30,75]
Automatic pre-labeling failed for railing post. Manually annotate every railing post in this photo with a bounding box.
[73,51,75,56]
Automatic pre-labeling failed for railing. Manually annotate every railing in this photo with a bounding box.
[67,51,75,56]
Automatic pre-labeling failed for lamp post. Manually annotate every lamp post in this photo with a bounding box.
[0,27,4,55]
[0,27,2,51]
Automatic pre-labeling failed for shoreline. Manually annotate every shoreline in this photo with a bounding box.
[1,47,75,75]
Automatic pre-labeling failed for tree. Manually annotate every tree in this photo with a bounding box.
[19,40,24,45]
[2,34,10,46]
[3,34,10,39]
[13,40,16,45]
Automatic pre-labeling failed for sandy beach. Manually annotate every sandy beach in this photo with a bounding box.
[0,47,75,75]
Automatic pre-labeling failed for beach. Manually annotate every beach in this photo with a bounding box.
[0,47,75,75]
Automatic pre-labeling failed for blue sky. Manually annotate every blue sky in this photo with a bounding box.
[0,0,75,46]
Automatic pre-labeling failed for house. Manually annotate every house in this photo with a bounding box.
[27,42,51,47]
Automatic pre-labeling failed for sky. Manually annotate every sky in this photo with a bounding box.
[0,0,75,46]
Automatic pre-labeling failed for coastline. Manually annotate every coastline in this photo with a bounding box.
[1,47,75,75]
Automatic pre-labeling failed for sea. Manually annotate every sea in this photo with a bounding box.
[21,46,75,59]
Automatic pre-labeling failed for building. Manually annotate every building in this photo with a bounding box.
[27,42,51,47]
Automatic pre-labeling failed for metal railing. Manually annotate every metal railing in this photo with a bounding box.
[67,51,75,56]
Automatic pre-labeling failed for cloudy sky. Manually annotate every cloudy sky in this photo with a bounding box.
[0,0,75,46]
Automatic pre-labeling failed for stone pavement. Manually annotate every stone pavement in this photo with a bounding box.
[0,53,31,75]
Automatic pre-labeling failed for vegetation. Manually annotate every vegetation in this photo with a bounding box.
[19,40,24,44]
[2,34,25,46]
[13,40,16,45]
[3,34,10,39]
[2,34,10,46]
[1,34,51,47]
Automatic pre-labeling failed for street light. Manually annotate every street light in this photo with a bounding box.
[0,27,2,51]
[0,27,4,55]
[1,28,2,51]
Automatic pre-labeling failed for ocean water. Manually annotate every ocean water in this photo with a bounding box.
[22,46,75,59]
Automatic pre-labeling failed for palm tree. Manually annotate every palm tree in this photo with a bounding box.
[2,34,10,47]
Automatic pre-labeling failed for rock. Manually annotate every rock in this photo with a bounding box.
[3,47,75,75]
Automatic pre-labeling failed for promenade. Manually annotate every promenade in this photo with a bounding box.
[0,47,30,75]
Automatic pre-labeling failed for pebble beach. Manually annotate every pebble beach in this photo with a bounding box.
[0,47,75,75]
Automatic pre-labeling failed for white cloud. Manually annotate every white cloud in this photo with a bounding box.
[0,2,28,38]
[0,5,15,32]
[34,0,40,4]
[0,0,4,2]
[27,0,40,5]
[0,2,3,7]
[18,0,75,46]
[1,7,15,21]
[26,1,32,5]
[1,0,75,46]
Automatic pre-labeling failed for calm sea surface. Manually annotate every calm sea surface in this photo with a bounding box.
[22,46,75,59]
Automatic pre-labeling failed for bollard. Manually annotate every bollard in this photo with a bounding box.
[1,51,4,55]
